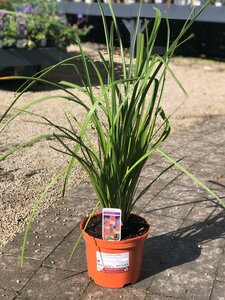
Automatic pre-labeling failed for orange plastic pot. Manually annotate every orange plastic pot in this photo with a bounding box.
[80,212,149,288]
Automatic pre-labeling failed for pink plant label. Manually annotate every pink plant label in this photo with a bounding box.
[102,208,122,241]
[96,251,129,273]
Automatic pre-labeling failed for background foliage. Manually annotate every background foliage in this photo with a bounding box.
[0,0,92,49]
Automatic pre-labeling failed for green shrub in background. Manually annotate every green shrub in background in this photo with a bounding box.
[0,0,92,49]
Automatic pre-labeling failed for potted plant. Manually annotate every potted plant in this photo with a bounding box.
[0,0,224,289]
[0,13,17,48]
[0,0,93,50]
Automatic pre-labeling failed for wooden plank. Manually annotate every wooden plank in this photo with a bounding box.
[57,2,225,23]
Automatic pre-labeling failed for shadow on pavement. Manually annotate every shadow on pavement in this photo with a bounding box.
[0,51,123,92]
[141,209,225,280]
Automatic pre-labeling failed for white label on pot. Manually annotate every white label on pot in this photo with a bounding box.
[96,251,129,273]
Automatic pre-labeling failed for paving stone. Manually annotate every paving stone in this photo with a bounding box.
[65,222,85,242]
[157,183,205,203]
[208,176,225,192]
[174,215,225,249]
[188,161,225,182]
[149,266,214,299]
[68,184,98,202]
[142,214,183,237]
[145,293,183,300]
[186,201,222,223]
[171,157,198,170]
[211,281,225,300]
[215,255,225,282]
[43,238,87,273]
[2,231,63,261]
[144,197,194,219]
[2,116,225,299]
[173,173,203,188]
[182,245,222,274]
[0,288,17,300]
[0,254,41,292]
[173,145,217,161]
[82,282,146,300]
[141,234,221,295]
[147,159,183,176]
[190,119,223,134]
[64,198,97,216]
[214,146,225,156]
[136,176,172,200]
[132,238,162,290]
[199,152,225,167]
[38,196,95,218]
[199,131,225,145]
[140,163,171,180]
[142,236,204,277]
[18,267,89,300]
[29,210,80,237]
[160,136,187,150]
[133,194,153,212]
[131,273,154,291]
[144,152,164,166]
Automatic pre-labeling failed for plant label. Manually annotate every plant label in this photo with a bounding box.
[96,251,129,273]
[102,208,121,241]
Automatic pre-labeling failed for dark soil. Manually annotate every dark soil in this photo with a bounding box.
[85,213,149,240]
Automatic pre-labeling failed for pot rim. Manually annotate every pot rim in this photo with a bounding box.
[80,211,150,246]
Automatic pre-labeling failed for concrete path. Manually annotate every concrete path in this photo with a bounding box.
[1,116,225,300]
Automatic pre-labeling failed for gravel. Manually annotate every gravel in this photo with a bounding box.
[0,43,225,247]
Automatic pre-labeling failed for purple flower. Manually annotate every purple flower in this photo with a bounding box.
[31,7,38,14]
[0,12,5,17]
[22,5,33,14]
[77,13,84,20]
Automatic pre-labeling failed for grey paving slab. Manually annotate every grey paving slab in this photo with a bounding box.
[144,197,194,219]
[65,222,90,243]
[145,294,183,300]
[174,215,225,249]
[149,266,214,299]
[186,201,223,223]
[0,254,41,292]
[211,281,225,300]
[199,152,225,166]
[43,238,87,273]
[208,175,225,192]
[171,145,217,161]
[215,255,225,282]
[172,172,203,187]
[2,231,63,261]
[29,210,80,237]
[0,288,18,300]
[17,267,89,300]
[199,131,225,145]
[142,236,217,278]
[137,173,173,197]
[187,161,225,182]
[68,184,98,202]
[180,244,222,274]
[141,214,183,237]
[1,116,225,300]
[156,183,206,203]
[214,146,225,156]
[140,163,170,180]
[81,283,146,300]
